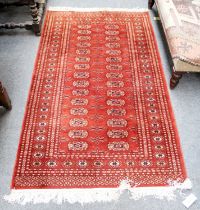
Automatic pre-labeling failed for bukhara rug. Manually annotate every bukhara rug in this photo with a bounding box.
[5,8,188,204]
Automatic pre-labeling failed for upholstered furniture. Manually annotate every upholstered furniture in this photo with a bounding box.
[0,82,11,110]
[149,0,200,88]
[0,0,47,35]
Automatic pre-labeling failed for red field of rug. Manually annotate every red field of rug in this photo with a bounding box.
[11,10,187,190]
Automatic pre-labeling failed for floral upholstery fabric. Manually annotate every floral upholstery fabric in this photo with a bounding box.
[155,0,200,72]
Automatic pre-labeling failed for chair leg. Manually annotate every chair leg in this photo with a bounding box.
[29,0,41,36]
[170,68,183,89]
[0,82,12,110]
[148,0,155,9]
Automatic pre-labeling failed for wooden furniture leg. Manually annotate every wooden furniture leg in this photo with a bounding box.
[148,0,155,9]
[29,0,41,36]
[170,68,184,89]
[0,1,47,35]
[0,82,12,110]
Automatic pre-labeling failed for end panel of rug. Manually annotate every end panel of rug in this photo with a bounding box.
[4,179,192,204]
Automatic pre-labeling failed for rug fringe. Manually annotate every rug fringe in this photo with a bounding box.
[47,7,149,12]
[4,179,192,205]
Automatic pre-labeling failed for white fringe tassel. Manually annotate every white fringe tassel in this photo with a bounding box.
[4,179,192,205]
[47,7,149,12]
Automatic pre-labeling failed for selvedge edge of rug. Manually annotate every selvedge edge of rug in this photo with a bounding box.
[4,7,189,202]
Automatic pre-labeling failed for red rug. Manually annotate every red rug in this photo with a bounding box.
[11,10,187,191]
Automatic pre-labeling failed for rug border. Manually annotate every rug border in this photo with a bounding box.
[10,11,51,189]
[5,179,192,205]
[145,13,187,179]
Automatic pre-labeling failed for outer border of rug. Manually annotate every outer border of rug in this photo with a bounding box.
[4,7,189,205]
[145,13,187,180]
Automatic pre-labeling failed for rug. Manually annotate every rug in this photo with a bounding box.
[6,8,187,204]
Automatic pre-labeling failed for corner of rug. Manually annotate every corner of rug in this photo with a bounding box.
[168,178,192,190]
[128,178,193,201]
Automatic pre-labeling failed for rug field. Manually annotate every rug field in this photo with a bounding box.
[10,9,187,193]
